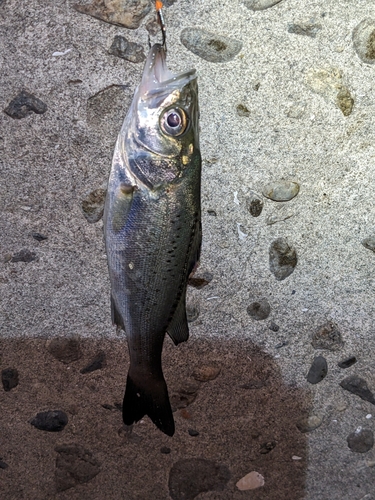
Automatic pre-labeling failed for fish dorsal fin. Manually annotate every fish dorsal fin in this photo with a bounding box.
[167,291,189,345]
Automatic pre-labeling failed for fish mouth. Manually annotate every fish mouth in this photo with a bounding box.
[140,43,196,96]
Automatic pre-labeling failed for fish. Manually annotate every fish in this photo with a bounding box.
[103,43,201,436]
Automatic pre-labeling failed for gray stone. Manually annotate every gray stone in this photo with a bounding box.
[296,415,323,433]
[269,321,279,332]
[30,410,68,432]
[306,356,328,384]
[247,298,271,320]
[4,90,47,119]
[180,28,242,63]
[168,458,230,500]
[108,35,146,63]
[347,428,374,453]
[262,181,299,202]
[269,238,297,280]
[340,375,375,405]
[338,356,357,369]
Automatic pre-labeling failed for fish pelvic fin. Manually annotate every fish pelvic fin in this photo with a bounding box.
[111,295,125,331]
[123,371,175,436]
[167,289,189,345]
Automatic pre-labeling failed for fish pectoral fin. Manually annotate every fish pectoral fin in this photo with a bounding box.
[166,291,189,346]
[111,183,135,233]
[111,295,125,331]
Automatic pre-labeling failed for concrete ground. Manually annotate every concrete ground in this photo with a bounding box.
[1,0,375,498]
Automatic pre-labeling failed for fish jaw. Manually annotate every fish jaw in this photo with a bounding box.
[122,43,199,165]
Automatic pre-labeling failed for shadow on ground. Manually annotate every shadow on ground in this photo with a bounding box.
[0,335,310,499]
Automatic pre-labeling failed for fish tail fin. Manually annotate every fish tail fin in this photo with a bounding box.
[122,372,175,436]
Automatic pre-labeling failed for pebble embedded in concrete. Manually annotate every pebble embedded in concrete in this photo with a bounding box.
[362,236,375,253]
[246,192,263,217]
[31,232,47,242]
[347,428,374,453]
[81,187,107,223]
[192,365,220,382]
[288,21,322,38]
[186,299,200,322]
[338,356,357,369]
[311,322,344,351]
[247,298,271,320]
[236,104,250,117]
[242,0,283,10]
[262,181,299,202]
[269,321,280,332]
[11,249,37,263]
[296,415,323,433]
[30,410,68,432]
[269,238,297,280]
[307,356,328,384]
[236,471,265,490]
[46,337,83,364]
[0,459,9,469]
[4,90,47,119]
[1,368,19,392]
[305,67,354,116]
[340,375,375,405]
[352,19,375,64]
[108,35,146,63]
[180,28,243,63]
[74,0,151,29]
[336,87,354,116]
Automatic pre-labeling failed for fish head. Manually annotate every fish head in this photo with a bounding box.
[127,44,199,174]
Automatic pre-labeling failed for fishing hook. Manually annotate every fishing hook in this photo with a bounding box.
[155,1,167,49]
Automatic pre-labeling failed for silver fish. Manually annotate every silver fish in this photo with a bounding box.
[104,43,201,436]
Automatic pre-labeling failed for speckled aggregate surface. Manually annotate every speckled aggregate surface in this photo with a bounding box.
[1,1,375,498]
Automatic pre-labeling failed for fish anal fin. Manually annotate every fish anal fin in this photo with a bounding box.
[111,295,125,331]
[167,291,189,346]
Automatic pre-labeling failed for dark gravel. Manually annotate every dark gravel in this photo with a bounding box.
[30,410,68,432]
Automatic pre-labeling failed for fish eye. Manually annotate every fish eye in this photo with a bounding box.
[160,107,188,137]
